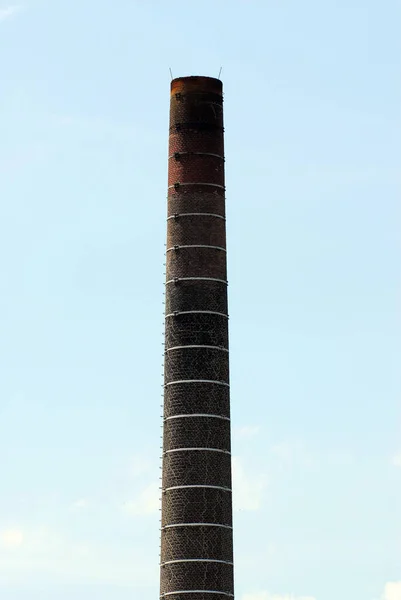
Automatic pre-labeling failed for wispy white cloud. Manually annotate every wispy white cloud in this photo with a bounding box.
[0,526,155,585]
[128,455,152,478]
[270,441,317,470]
[234,425,261,440]
[0,528,24,549]
[0,5,22,22]
[242,593,316,600]
[232,457,267,512]
[122,482,159,516]
[382,582,401,600]
[392,454,401,468]
[70,498,90,511]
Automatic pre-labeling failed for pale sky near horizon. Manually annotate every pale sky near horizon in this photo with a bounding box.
[0,1,400,599]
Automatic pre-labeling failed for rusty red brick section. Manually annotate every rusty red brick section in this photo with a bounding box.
[160,76,234,599]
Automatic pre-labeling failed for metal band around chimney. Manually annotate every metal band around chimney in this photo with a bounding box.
[165,345,228,353]
[164,380,230,387]
[163,485,231,493]
[165,311,228,318]
[164,414,230,422]
[162,523,232,530]
[161,593,234,598]
[167,213,226,221]
[161,559,233,567]
[163,448,231,455]
[165,277,228,285]
[166,245,226,252]
[169,152,224,160]
[168,183,225,190]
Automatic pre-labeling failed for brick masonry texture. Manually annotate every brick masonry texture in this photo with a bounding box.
[166,246,227,280]
[165,313,229,349]
[161,487,233,526]
[160,76,234,599]
[164,347,230,383]
[168,154,225,187]
[163,382,230,419]
[161,526,233,562]
[167,214,226,248]
[168,190,226,218]
[163,416,231,451]
[165,280,228,314]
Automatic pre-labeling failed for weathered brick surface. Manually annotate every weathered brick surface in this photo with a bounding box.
[162,487,232,527]
[168,154,225,187]
[169,130,224,156]
[163,416,231,452]
[161,526,233,562]
[165,313,229,349]
[165,279,228,314]
[164,381,230,419]
[168,190,226,218]
[166,246,227,281]
[161,76,234,599]
[164,347,230,384]
[167,213,226,248]
[170,91,223,129]
[162,450,232,489]
[161,561,233,594]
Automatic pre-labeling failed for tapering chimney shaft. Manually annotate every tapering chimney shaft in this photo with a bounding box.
[160,76,234,599]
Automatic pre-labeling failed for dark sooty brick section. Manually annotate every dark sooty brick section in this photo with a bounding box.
[160,76,234,599]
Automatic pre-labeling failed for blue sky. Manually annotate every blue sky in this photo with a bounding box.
[0,0,400,598]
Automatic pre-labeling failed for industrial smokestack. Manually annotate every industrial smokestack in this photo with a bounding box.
[160,76,234,599]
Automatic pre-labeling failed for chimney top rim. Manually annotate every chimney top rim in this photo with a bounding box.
[171,76,223,95]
